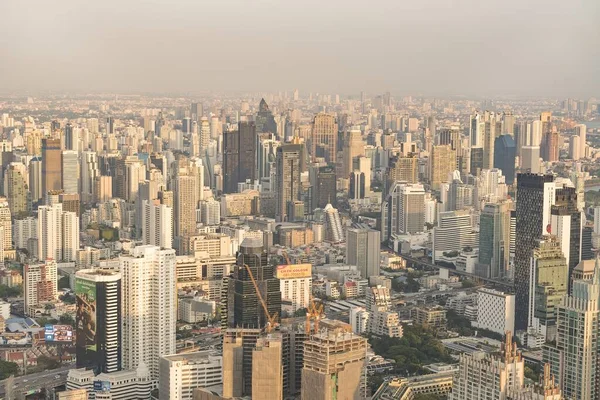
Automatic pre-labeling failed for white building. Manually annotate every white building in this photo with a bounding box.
[120,245,177,383]
[66,366,152,400]
[433,210,478,262]
[159,352,222,400]
[38,203,79,262]
[141,200,173,249]
[199,199,220,226]
[24,261,57,316]
[61,150,79,194]
[349,306,369,335]
[324,203,344,243]
[13,217,37,249]
[475,288,515,336]
[277,264,312,312]
[178,298,216,323]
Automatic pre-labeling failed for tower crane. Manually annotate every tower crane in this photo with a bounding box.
[243,264,279,333]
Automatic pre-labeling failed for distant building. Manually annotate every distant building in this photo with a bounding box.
[475,288,515,336]
[159,352,222,400]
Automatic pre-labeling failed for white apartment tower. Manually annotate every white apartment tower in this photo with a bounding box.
[24,261,57,315]
[119,245,177,382]
[38,203,79,262]
[142,200,173,249]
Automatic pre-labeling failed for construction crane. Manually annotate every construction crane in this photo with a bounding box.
[243,264,279,333]
[305,297,325,334]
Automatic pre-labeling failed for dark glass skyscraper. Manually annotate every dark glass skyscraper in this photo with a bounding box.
[515,173,554,330]
[275,142,305,222]
[75,269,122,374]
[223,121,257,194]
[551,187,581,289]
[255,99,277,135]
[494,135,516,185]
[314,166,336,209]
[227,238,281,329]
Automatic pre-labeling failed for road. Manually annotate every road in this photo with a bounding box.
[0,365,72,397]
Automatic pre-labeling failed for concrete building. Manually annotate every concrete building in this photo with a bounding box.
[24,260,57,316]
[382,181,425,242]
[346,227,381,278]
[38,203,79,262]
[301,327,367,400]
[543,259,600,400]
[276,141,306,222]
[120,245,177,382]
[278,263,312,312]
[475,288,515,336]
[66,366,152,400]
[478,201,511,279]
[159,352,222,400]
[141,199,173,249]
[323,203,344,243]
[41,138,62,196]
[252,334,284,400]
[430,145,456,190]
[311,113,338,164]
[13,216,37,249]
[433,210,478,262]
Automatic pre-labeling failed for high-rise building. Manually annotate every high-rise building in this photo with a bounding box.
[252,334,284,400]
[494,135,516,185]
[61,150,79,194]
[568,135,581,160]
[223,121,257,194]
[38,203,79,262]
[346,227,381,278]
[323,203,344,243]
[312,166,336,209]
[366,285,403,338]
[277,263,312,312]
[41,138,62,198]
[29,157,43,204]
[159,351,222,400]
[342,128,365,179]
[387,155,418,187]
[541,131,559,162]
[381,181,425,242]
[575,124,587,158]
[142,199,173,249]
[275,142,306,222]
[301,325,367,400]
[24,260,57,316]
[80,151,99,204]
[430,145,456,190]
[311,113,338,163]
[433,210,478,262]
[226,239,281,329]
[514,173,555,330]
[550,187,582,286]
[256,99,277,135]
[520,145,541,174]
[447,176,474,212]
[0,198,12,252]
[544,259,600,400]
[528,236,568,343]
[476,288,515,336]
[13,216,37,249]
[478,201,511,279]
[450,334,561,400]
[75,269,122,374]
[173,160,197,241]
[4,162,31,216]
[120,245,176,382]
[482,113,499,170]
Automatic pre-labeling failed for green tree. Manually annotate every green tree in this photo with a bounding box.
[59,314,75,326]
[36,355,60,371]
[0,284,21,298]
[0,360,19,380]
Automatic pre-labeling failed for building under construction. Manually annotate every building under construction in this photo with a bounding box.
[301,321,368,400]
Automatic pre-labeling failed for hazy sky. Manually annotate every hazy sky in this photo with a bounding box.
[1,0,598,97]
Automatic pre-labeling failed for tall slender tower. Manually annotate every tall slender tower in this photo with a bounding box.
[75,269,122,374]
[275,142,305,222]
[515,173,555,330]
[41,138,62,197]
[311,113,338,164]
[119,245,176,382]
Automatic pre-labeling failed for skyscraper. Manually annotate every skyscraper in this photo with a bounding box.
[544,260,600,400]
[323,203,344,243]
[142,199,173,249]
[342,128,365,179]
[346,227,381,278]
[255,99,277,135]
[478,201,511,279]
[120,245,176,382]
[550,187,582,286]
[275,141,306,222]
[311,113,338,164]
[75,269,121,374]
[301,325,367,400]
[223,121,257,193]
[494,135,516,185]
[430,145,456,190]
[381,181,425,242]
[312,166,336,209]
[38,203,79,262]
[528,236,568,343]
[575,123,587,158]
[41,138,62,197]
[0,198,12,252]
[4,162,31,216]
[515,173,555,330]
[226,238,281,329]
[61,150,79,194]
[173,160,197,241]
